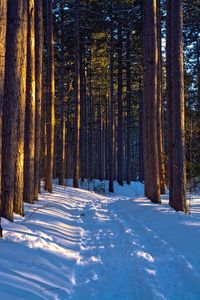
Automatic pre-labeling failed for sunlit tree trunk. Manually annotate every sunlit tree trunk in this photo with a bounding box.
[0,0,7,233]
[24,0,35,204]
[34,0,43,198]
[2,0,27,221]
[41,87,47,180]
[58,0,66,186]
[14,1,28,214]
[45,0,55,192]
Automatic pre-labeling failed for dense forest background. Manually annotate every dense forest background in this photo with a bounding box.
[0,0,200,235]
[51,0,200,188]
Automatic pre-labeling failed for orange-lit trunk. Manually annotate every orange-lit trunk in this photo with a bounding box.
[24,0,36,204]
[14,0,28,214]
[0,0,7,233]
[2,0,27,221]
[58,1,66,186]
[45,0,55,192]
[34,0,43,198]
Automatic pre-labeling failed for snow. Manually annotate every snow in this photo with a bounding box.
[1,181,200,299]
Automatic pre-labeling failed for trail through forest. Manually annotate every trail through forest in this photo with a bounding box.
[1,182,200,300]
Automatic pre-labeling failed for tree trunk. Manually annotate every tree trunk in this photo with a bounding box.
[83,52,88,179]
[58,1,66,186]
[45,0,55,192]
[170,0,186,211]
[105,93,109,180]
[126,30,131,185]
[24,0,35,204]
[34,0,43,198]
[99,93,103,181]
[157,0,166,194]
[0,0,7,233]
[73,0,81,188]
[14,0,28,214]
[109,7,114,193]
[166,0,173,203]
[80,46,86,182]
[2,0,27,221]
[142,0,150,197]
[88,47,93,181]
[139,78,144,183]
[143,0,160,203]
[117,24,124,186]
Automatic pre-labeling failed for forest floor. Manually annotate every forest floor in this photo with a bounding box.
[1,181,200,300]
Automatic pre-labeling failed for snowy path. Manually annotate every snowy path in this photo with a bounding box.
[1,182,200,299]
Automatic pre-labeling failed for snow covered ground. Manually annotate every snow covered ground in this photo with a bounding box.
[1,181,200,300]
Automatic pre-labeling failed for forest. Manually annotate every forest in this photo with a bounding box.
[0,0,200,299]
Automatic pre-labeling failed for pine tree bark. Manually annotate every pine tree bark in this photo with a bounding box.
[142,0,150,197]
[24,0,35,204]
[139,75,144,183]
[170,0,186,211]
[117,24,124,186]
[58,0,66,186]
[148,0,160,202]
[0,0,7,233]
[88,47,93,181]
[80,46,86,182]
[83,51,88,179]
[73,0,81,188]
[2,0,27,221]
[45,0,55,192]
[99,93,103,181]
[157,0,166,194]
[109,8,114,193]
[143,0,160,203]
[166,0,173,203]
[126,30,131,185]
[41,87,47,180]
[34,0,43,198]
[105,93,109,180]
[139,3,144,183]
[14,1,28,214]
